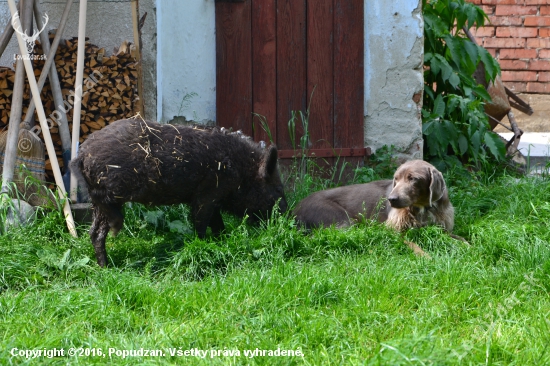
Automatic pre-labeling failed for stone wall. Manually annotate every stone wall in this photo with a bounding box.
[363,0,424,161]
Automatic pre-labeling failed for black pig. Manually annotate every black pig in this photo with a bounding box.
[70,118,287,266]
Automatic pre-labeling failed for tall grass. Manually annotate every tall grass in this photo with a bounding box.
[0,160,549,364]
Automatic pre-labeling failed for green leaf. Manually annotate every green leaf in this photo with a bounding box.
[424,52,434,63]
[59,249,71,270]
[484,131,506,160]
[443,35,462,70]
[447,96,460,115]
[424,84,435,100]
[479,47,499,82]
[456,5,468,32]
[443,120,459,152]
[458,134,468,155]
[422,120,435,135]
[430,55,442,76]
[473,85,492,101]
[449,73,461,89]
[433,54,454,82]
[471,130,481,159]
[433,94,446,117]
[424,12,449,37]
[72,257,90,268]
[462,40,479,74]
[466,6,477,29]
[433,121,448,146]
[476,7,488,28]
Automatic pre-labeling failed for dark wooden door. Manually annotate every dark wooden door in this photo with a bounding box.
[216,0,366,163]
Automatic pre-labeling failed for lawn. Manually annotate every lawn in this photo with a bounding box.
[0,164,549,365]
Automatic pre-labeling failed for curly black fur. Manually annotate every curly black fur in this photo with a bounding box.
[70,119,287,266]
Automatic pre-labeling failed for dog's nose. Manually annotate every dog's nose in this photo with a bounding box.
[388,195,399,206]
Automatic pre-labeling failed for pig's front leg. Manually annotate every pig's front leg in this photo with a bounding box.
[209,208,225,236]
[192,202,217,239]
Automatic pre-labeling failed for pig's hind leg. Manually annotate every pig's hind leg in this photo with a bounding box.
[89,203,124,267]
[90,207,110,267]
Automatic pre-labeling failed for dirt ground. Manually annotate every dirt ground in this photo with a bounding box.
[493,94,550,133]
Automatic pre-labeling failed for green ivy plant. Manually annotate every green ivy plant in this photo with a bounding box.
[422,0,506,170]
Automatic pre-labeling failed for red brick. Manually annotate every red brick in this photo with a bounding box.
[527,38,550,48]
[496,27,538,37]
[539,73,550,82]
[540,49,550,57]
[469,0,482,4]
[541,6,550,15]
[525,0,550,4]
[501,71,538,81]
[487,48,497,57]
[540,28,550,37]
[526,82,550,93]
[488,16,523,26]
[528,60,550,70]
[482,5,495,14]
[484,38,526,48]
[504,82,528,92]
[500,48,538,59]
[499,60,529,69]
[472,27,496,37]
[484,0,525,4]
[495,5,538,15]
[524,16,550,26]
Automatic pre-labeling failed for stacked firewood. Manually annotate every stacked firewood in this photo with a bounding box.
[0,34,139,179]
[0,67,17,125]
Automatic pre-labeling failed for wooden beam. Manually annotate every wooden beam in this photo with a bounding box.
[131,0,145,117]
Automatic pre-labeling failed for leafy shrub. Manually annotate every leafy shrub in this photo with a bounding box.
[422,0,506,170]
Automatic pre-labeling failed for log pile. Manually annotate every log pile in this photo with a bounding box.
[0,34,140,180]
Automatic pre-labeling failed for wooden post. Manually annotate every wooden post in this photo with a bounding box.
[131,0,145,117]
[0,0,22,59]
[1,0,32,194]
[7,0,77,237]
[25,0,73,155]
[69,0,87,202]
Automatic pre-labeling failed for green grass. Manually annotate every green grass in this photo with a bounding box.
[0,166,549,365]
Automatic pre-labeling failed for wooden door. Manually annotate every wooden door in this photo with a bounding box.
[216,0,366,165]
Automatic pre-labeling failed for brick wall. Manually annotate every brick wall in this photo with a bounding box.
[469,0,550,93]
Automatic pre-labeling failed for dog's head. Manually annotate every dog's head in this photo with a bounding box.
[387,160,446,209]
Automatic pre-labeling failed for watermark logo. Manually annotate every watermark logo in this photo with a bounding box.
[12,11,49,60]
[18,137,32,153]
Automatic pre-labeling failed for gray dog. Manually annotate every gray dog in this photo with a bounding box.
[294,160,457,254]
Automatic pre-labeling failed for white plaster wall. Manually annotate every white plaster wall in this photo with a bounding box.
[157,0,216,124]
[364,0,424,160]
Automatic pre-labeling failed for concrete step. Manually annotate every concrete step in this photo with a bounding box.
[499,132,550,172]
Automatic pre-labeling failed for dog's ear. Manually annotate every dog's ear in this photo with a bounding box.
[429,167,446,206]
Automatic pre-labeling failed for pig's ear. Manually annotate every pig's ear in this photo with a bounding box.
[259,145,279,178]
